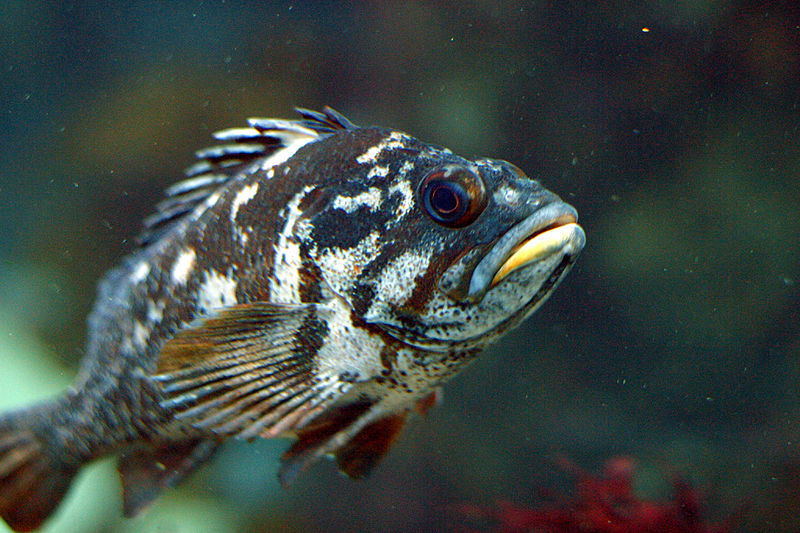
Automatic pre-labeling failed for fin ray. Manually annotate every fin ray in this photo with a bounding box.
[159,355,297,397]
[209,380,317,436]
[153,302,345,438]
[160,355,300,399]
[179,371,311,428]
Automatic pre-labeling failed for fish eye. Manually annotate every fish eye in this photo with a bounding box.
[419,166,486,228]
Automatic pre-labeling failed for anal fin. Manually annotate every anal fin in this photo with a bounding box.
[118,439,217,517]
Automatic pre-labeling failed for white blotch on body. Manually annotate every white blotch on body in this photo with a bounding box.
[474,158,506,172]
[370,250,431,307]
[270,185,315,303]
[317,230,382,296]
[132,320,150,350]
[398,160,414,176]
[366,165,389,179]
[355,131,407,164]
[196,269,238,314]
[230,182,259,224]
[332,187,383,213]
[146,299,164,324]
[314,297,386,381]
[130,261,150,284]
[230,182,259,246]
[171,248,196,285]
[387,180,414,222]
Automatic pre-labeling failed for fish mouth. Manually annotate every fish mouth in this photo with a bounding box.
[467,202,585,300]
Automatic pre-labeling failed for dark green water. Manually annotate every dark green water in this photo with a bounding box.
[1,2,798,532]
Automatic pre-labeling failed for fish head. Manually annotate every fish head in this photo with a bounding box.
[296,127,585,352]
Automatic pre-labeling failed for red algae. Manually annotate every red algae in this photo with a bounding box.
[453,456,731,533]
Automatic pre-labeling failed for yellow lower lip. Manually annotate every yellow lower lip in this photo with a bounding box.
[491,223,581,287]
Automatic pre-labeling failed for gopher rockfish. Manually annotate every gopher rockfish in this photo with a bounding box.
[0,107,585,531]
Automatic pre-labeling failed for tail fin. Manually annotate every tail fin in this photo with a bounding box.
[0,407,77,532]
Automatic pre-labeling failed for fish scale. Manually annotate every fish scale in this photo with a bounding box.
[0,107,584,532]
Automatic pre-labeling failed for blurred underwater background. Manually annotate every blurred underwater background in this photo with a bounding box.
[1,1,798,531]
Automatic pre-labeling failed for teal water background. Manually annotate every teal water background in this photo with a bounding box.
[1,2,798,532]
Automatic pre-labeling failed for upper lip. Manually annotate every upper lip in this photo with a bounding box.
[467,202,582,300]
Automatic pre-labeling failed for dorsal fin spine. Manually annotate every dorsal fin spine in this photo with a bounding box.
[136,107,356,246]
[212,127,263,141]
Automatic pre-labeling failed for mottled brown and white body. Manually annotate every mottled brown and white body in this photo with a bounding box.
[0,108,584,531]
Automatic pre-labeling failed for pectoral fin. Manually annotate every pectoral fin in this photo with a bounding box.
[152,302,348,439]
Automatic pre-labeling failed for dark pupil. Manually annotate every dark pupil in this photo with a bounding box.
[430,184,459,214]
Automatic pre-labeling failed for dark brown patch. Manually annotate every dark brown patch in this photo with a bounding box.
[400,265,439,313]
[379,345,397,371]
[118,439,217,517]
[297,185,330,214]
[298,253,324,303]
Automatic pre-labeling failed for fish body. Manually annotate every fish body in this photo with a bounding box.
[0,108,585,531]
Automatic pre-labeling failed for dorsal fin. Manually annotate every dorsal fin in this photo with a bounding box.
[295,106,357,133]
[136,107,357,246]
